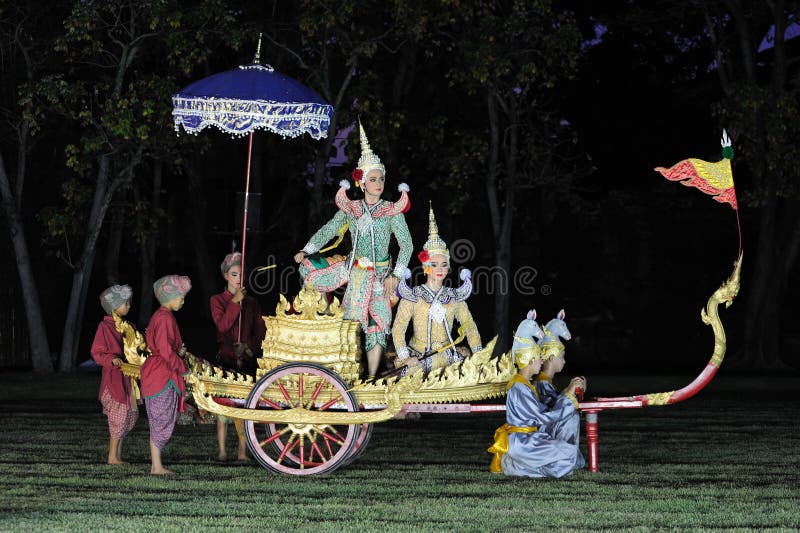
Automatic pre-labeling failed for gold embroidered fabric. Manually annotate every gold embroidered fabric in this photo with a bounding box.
[392,297,482,355]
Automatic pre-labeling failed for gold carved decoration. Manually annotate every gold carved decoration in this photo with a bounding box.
[113,314,148,366]
[642,253,742,405]
[347,337,514,405]
[702,253,742,368]
[186,336,515,422]
[182,351,254,397]
[113,314,148,401]
[260,286,362,383]
[646,391,675,406]
[185,370,419,425]
[116,284,520,426]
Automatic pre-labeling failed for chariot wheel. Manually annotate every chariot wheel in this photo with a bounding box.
[341,422,374,467]
[244,363,361,475]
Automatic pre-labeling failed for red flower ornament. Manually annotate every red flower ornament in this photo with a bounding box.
[351,168,364,188]
[418,250,430,264]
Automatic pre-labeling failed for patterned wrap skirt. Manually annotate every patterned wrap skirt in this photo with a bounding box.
[100,388,138,439]
[301,257,392,351]
[145,389,179,450]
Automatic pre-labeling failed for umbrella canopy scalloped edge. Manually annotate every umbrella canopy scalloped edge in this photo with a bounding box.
[172,96,332,139]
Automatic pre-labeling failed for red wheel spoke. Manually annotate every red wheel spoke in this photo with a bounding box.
[307,438,317,463]
[257,397,282,410]
[323,434,334,457]
[319,395,343,411]
[277,435,299,464]
[310,381,324,402]
[299,436,305,469]
[277,382,293,404]
[311,441,327,463]
[306,430,327,464]
[298,373,305,404]
[327,426,344,440]
[320,430,344,446]
[260,426,291,447]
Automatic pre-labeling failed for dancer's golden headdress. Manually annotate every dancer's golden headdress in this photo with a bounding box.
[418,205,449,270]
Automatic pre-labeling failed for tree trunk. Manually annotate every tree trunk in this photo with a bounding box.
[494,232,512,353]
[0,153,53,373]
[743,200,800,370]
[485,91,515,352]
[485,93,501,240]
[185,163,216,317]
[780,203,800,281]
[742,154,777,367]
[724,0,757,83]
[57,37,142,372]
[767,0,786,91]
[135,161,162,325]
[495,105,519,354]
[746,258,787,369]
[104,202,124,285]
[137,248,155,325]
[58,155,118,372]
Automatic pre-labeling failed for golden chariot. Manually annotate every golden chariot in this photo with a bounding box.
[118,284,515,475]
[115,129,744,477]
[117,250,740,477]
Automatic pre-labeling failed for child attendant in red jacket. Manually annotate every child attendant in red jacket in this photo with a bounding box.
[141,275,191,475]
[90,284,139,465]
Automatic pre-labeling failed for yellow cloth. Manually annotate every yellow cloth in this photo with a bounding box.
[488,374,541,472]
[688,157,734,190]
[488,423,538,473]
[506,373,539,395]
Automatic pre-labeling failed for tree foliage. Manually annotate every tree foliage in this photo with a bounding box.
[2,0,797,372]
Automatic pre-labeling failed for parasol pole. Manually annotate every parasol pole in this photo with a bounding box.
[237,131,255,342]
[237,35,263,343]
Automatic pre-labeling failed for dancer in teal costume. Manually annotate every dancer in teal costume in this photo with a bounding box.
[295,121,412,377]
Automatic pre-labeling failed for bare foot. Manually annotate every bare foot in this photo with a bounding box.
[236,454,249,462]
[217,454,227,462]
[150,467,175,475]
[107,459,127,465]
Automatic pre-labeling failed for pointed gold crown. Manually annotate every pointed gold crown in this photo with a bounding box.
[357,119,385,177]
[423,204,449,259]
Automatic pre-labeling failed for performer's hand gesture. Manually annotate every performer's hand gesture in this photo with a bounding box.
[404,356,421,368]
[565,376,586,396]
[294,251,307,264]
[383,275,399,300]
[232,287,246,304]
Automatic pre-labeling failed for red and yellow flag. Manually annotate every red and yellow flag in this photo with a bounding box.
[654,156,737,210]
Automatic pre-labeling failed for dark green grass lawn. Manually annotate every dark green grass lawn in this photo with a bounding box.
[0,373,798,531]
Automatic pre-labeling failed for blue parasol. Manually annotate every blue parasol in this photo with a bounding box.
[173,36,333,340]
[172,37,332,260]
[172,64,332,139]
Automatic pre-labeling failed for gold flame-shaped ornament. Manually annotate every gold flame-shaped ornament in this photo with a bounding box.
[357,120,385,177]
[423,204,449,260]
